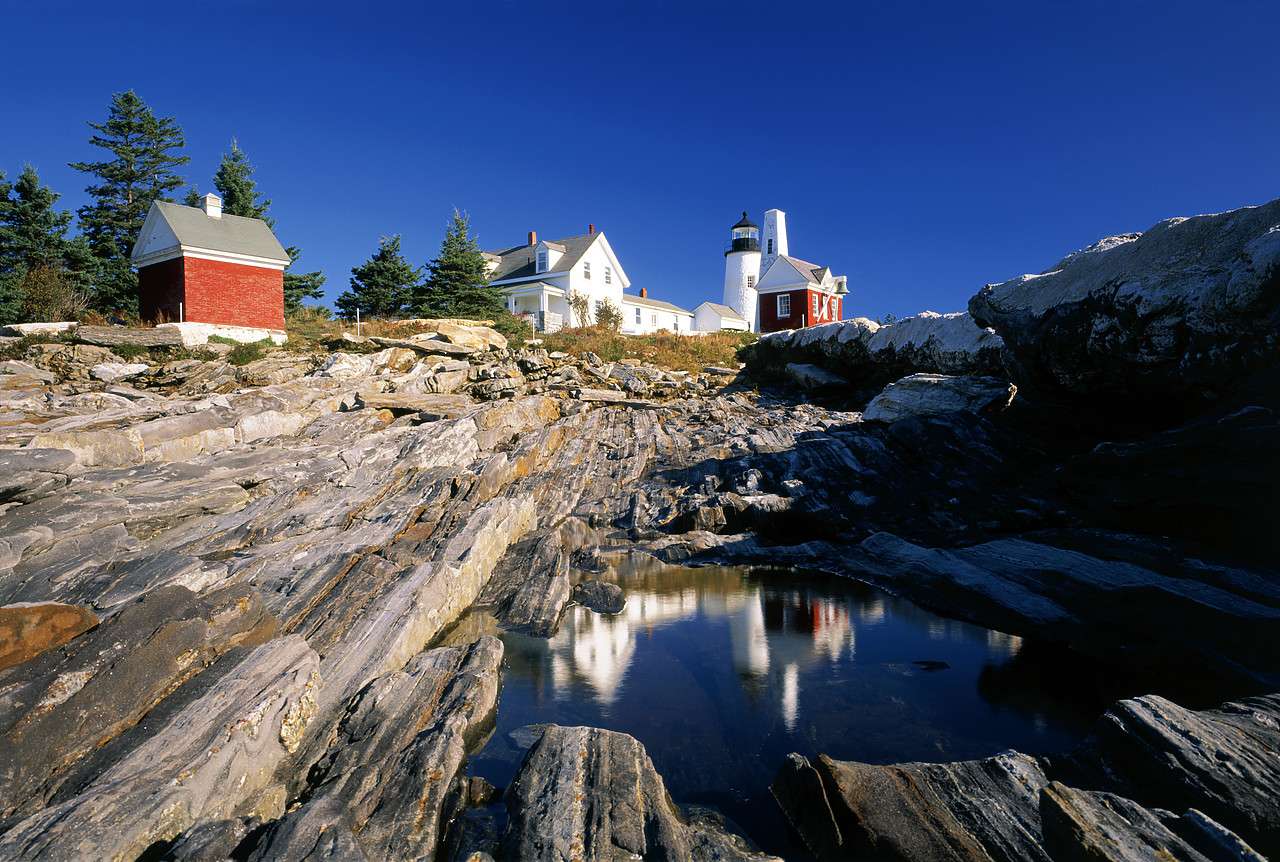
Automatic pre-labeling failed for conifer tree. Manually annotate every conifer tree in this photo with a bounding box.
[0,166,95,322]
[202,140,326,314]
[69,90,189,315]
[335,235,420,319]
[414,210,504,319]
[213,140,271,220]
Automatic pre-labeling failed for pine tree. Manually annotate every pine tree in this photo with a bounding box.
[205,140,326,315]
[414,210,504,319]
[0,166,96,323]
[213,140,271,221]
[0,169,18,322]
[69,90,189,316]
[335,235,420,319]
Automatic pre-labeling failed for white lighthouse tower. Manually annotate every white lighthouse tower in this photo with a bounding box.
[760,209,788,275]
[723,211,762,332]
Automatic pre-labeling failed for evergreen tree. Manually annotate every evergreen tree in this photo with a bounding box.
[69,90,189,315]
[414,210,504,319]
[0,169,18,322]
[213,140,272,221]
[0,166,96,323]
[335,235,420,319]
[205,140,326,315]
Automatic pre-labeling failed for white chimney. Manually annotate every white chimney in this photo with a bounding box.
[201,192,223,219]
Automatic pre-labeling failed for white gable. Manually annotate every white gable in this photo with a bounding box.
[132,204,182,264]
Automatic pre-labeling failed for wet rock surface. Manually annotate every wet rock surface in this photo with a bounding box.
[0,199,1277,861]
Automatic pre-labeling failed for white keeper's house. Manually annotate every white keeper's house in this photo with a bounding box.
[485,227,696,333]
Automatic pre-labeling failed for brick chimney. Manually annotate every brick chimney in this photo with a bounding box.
[589,224,594,234]
[639,287,647,298]
[528,231,537,245]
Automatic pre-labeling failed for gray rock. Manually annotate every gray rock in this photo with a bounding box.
[748,311,1005,395]
[861,373,1016,423]
[0,636,318,861]
[73,324,183,348]
[970,198,1280,406]
[259,638,503,861]
[503,725,781,861]
[0,583,277,819]
[570,579,625,614]
[772,692,1280,862]
[784,362,847,389]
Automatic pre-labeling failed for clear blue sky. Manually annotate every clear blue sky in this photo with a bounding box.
[7,0,1278,322]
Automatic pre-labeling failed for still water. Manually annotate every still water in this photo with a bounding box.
[462,556,1137,858]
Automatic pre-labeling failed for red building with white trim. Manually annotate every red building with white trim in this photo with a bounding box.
[720,209,848,333]
[131,193,290,329]
[755,255,846,332]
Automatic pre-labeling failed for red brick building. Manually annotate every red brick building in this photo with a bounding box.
[756,255,847,333]
[131,194,290,329]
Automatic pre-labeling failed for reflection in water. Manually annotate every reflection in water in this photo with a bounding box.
[520,562,1023,735]
[467,556,1140,860]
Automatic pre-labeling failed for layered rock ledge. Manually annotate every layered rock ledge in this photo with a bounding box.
[0,196,1277,860]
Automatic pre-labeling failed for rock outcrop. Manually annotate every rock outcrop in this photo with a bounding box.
[1,197,1277,861]
[772,692,1280,861]
[969,198,1280,408]
[503,725,781,861]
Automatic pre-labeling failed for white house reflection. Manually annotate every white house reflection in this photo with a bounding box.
[513,559,1022,728]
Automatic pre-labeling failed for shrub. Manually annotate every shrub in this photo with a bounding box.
[490,311,533,343]
[18,265,90,324]
[227,338,274,366]
[113,342,150,361]
[596,299,624,333]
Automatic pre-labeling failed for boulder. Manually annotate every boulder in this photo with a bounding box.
[0,636,319,862]
[409,321,508,350]
[784,362,848,390]
[969,198,1280,407]
[502,725,781,861]
[73,325,183,348]
[0,603,98,671]
[772,692,1280,862]
[570,579,626,614]
[746,312,1005,396]
[89,362,149,383]
[861,373,1016,423]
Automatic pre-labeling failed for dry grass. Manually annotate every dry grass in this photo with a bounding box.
[540,326,756,373]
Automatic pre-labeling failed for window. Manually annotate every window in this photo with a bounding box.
[746,275,756,289]
[594,300,602,312]
[584,262,591,279]
[605,266,612,284]
[536,250,547,272]
[767,239,773,254]
[635,308,642,324]
[813,294,820,318]
[651,313,658,325]
[777,295,790,317]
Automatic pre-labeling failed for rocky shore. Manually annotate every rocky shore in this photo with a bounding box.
[0,197,1277,860]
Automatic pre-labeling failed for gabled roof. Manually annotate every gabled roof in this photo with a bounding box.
[694,301,747,322]
[623,294,693,315]
[486,233,598,283]
[132,201,290,266]
[757,254,844,293]
[780,255,825,284]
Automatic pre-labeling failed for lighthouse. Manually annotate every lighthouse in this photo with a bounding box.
[723,211,762,332]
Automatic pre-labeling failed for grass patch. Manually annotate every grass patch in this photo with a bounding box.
[227,339,275,366]
[540,327,757,374]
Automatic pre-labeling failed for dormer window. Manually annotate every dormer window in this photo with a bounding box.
[584,262,591,280]
[536,250,548,272]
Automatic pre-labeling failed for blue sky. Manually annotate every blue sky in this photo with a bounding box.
[6,0,1278,322]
